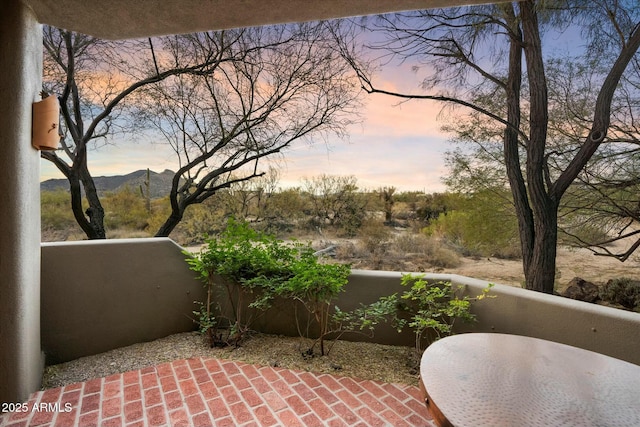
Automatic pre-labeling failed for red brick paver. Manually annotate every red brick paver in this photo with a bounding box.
[0,358,435,427]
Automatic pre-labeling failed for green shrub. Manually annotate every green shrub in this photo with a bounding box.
[600,278,640,311]
[186,218,400,355]
[397,274,493,353]
[276,250,351,356]
[185,219,297,346]
[41,189,80,231]
[178,203,227,244]
[424,190,520,259]
[103,186,149,230]
[415,192,451,224]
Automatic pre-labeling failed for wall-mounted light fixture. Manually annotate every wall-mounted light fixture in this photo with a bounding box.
[32,95,60,151]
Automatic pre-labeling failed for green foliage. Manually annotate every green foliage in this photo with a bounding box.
[146,196,172,235]
[276,250,351,356]
[397,274,493,353]
[260,188,306,232]
[192,301,216,335]
[185,219,297,346]
[177,197,229,244]
[103,186,149,230]
[415,192,450,224]
[599,278,640,312]
[424,190,520,259]
[185,218,402,355]
[41,189,80,230]
[332,295,400,337]
[179,205,219,243]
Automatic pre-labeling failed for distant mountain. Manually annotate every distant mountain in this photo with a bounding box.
[40,169,176,199]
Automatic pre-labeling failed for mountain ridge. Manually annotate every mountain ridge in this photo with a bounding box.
[40,169,176,199]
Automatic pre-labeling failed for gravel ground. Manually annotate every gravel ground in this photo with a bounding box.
[42,332,419,390]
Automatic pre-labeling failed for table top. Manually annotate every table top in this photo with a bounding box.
[420,333,640,427]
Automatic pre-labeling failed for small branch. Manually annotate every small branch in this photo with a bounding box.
[148,38,161,77]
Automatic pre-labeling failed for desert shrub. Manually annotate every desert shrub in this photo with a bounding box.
[144,197,171,234]
[41,189,80,231]
[359,220,391,252]
[424,190,520,259]
[415,192,451,224]
[303,175,367,237]
[262,188,306,228]
[430,247,462,268]
[106,229,151,239]
[391,233,461,268]
[178,203,228,244]
[393,233,435,254]
[599,278,640,311]
[333,241,359,259]
[358,220,392,268]
[103,186,149,230]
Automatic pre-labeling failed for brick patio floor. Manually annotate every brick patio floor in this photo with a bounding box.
[0,358,436,427]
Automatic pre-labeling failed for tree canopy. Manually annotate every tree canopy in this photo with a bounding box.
[339,0,640,293]
[42,23,361,238]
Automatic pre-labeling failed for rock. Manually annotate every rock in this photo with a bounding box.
[313,245,337,257]
[561,277,600,303]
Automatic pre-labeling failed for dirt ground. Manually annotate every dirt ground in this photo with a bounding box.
[440,242,640,292]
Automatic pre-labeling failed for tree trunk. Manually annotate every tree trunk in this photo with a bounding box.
[525,204,558,293]
[155,210,183,237]
[68,171,95,238]
[79,164,106,239]
[502,3,538,289]
[521,1,555,294]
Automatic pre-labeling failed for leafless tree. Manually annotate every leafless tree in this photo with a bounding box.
[302,174,367,235]
[42,27,250,239]
[137,25,362,236]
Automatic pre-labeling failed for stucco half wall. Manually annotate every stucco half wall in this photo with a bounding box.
[41,238,640,366]
[41,238,206,364]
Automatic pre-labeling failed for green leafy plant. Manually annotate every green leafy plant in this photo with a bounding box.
[277,254,400,356]
[398,274,494,354]
[185,219,296,346]
[328,295,400,352]
[275,250,351,356]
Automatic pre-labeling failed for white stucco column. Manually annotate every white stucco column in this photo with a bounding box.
[0,0,44,403]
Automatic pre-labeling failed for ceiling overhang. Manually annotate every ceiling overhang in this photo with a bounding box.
[23,0,502,39]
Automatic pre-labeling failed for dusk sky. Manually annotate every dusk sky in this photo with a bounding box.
[39,15,582,193]
[39,61,454,193]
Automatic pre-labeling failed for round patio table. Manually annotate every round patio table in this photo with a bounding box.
[419,333,640,427]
